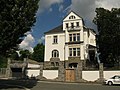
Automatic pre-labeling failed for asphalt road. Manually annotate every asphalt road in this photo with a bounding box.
[31,81,120,90]
[0,80,120,90]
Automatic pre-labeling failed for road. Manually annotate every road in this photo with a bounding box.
[0,80,120,90]
[31,81,120,90]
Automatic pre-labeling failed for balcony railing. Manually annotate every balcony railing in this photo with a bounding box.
[67,26,80,31]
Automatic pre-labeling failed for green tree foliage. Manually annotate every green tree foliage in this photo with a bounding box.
[0,0,39,56]
[0,56,7,68]
[32,43,44,62]
[93,8,120,66]
[19,49,31,60]
[9,50,19,60]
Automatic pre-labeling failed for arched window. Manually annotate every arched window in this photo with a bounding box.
[52,50,59,58]
[69,15,76,19]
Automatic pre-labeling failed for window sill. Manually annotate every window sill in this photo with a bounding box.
[52,43,58,44]
[69,56,80,58]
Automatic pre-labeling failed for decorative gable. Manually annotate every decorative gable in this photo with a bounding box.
[63,11,82,21]
[63,11,83,31]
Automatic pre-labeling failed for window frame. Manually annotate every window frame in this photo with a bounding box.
[69,48,80,57]
[69,48,72,56]
[66,23,69,28]
[53,36,58,44]
[52,50,59,58]
[69,34,72,42]
[71,23,74,28]
[76,22,79,27]
[77,48,80,56]
[77,33,80,41]
[69,33,80,42]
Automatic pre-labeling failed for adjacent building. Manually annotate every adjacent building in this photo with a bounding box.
[44,11,96,69]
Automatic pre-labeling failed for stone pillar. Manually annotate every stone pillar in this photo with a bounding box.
[65,61,69,69]
[99,63,104,82]
[58,61,65,81]
[6,58,11,78]
[76,61,83,82]
[39,63,43,79]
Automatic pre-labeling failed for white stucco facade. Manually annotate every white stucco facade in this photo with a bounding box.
[45,33,65,61]
[44,11,96,67]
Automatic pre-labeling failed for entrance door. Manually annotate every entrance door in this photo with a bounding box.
[65,69,75,82]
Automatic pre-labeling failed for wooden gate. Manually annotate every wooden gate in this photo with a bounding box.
[65,69,75,82]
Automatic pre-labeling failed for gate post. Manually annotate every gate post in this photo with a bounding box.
[58,61,65,81]
[6,58,11,78]
[76,61,83,82]
[99,63,104,83]
[39,63,43,80]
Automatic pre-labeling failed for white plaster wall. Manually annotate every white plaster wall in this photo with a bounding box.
[83,32,89,45]
[104,71,120,79]
[80,44,85,60]
[28,63,40,68]
[88,31,96,46]
[43,70,58,79]
[65,45,69,60]
[63,12,83,31]
[82,71,120,81]
[26,69,40,77]
[44,33,65,61]
[82,71,99,81]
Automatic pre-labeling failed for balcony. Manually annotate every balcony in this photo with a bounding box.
[65,41,83,45]
[67,26,80,32]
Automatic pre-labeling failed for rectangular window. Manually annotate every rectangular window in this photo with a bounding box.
[76,22,79,27]
[73,48,76,56]
[77,33,80,41]
[77,48,80,56]
[69,48,72,56]
[71,23,74,28]
[66,23,69,28]
[69,33,80,42]
[69,34,72,42]
[69,48,80,57]
[51,62,55,66]
[73,34,76,41]
[53,36,58,44]
[56,62,59,66]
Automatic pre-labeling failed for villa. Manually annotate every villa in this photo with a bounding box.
[44,11,96,69]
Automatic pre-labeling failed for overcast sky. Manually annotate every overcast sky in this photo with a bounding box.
[19,0,120,52]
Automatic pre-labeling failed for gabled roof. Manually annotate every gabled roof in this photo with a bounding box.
[63,11,85,26]
[83,26,96,34]
[63,11,83,21]
[44,25,64,34]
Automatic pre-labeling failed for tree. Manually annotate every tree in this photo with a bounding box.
[0,55,7,68]
[0,0,39,56]
[9,50,19,60]
[19,49,31,60]
[32,43,44,62]
[93,8,120,67]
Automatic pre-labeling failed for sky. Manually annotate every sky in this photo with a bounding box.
[19,0,120,52]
